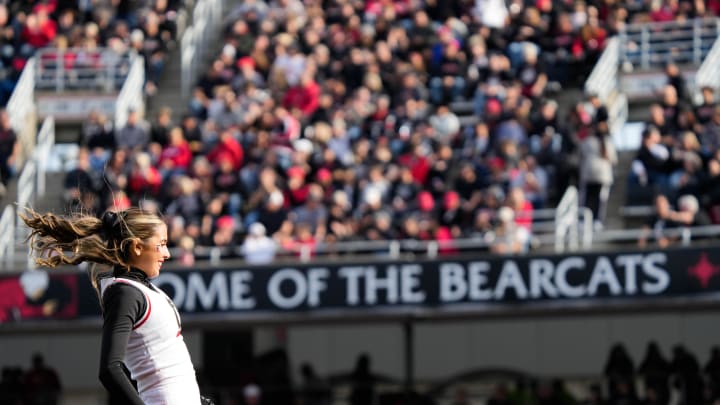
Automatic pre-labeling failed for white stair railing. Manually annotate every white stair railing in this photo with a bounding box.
[554,186,580,252]
[585,37,627,147]
[114,55,145,129]
[34,117,55,197]
[180,0,224,99]
[695,36,720,100]
[585,37,620,102]
[0,205,15,269]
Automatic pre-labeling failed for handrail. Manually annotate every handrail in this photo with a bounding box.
[15,159,36,263]
[6,58,35,134]
[609,92,628,138]
[0,206,14,269]
[585,37,620,102]
[619,17,719,69]
[622,16,718,33]
[593,224,720,245]
[6,57,37,167]
[34,117,55,197]
[584,36,628,145]
[695,36,720,93]
[114,54,145,129]
[34,47,133,92]
[180,0,224,99]
[554,186,579,252]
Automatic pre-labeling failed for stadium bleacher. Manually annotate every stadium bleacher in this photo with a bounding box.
[1,1,720,402]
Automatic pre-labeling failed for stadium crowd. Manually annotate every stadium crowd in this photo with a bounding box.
[9,0,709,261]
[0,0,182,103]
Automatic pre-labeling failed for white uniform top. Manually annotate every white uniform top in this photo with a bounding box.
[100,277,201,405]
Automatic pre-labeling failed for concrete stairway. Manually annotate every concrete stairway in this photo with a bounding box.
[145,45,188,122]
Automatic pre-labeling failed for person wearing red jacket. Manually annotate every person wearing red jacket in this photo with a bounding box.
[21,7,57,48]
[158,127,193,177]
[207,130,244,171]
[128,152,162,199]
[282,69,320,120]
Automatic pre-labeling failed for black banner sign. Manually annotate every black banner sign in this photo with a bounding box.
[3,246,720,325]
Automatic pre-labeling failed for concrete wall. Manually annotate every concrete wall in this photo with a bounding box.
[1,311,719,404]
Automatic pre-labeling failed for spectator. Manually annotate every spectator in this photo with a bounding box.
[670,345,704,405]
[604,343,636,403]
[150,106,174,148]
[21,6,57,49]
[705,346,720,402]
[634,126,674,194]
[694,86,716,127]
[579,122,617,228]
[116,109,149,153]
[350,354,375,405]
[664,62,689,105]
[158,127,193,179]
[488,206,530,254]
[298,363,332,405]
[638,342,671,405]
[127,152,162,201]
[63,147,98,212]
[282,68,321,121]
[0,367,24,405]
[22,353,61,405]
[240,222,277,264]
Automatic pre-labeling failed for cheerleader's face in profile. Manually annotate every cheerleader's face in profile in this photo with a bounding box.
[129,224,171,279]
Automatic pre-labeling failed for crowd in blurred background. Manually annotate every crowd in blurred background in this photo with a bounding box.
[0,0,717,262]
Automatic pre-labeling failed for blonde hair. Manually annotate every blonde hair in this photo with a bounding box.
[21,207,164,270]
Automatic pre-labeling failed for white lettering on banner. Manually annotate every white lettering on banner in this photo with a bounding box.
[307,268,330,307]
[154,272,186,306]
[468,261,492,300]
[186,272,229,311]
[365,266,398,304]
[267,269,307,309]
[495,261,528,299]
[587,256,622,296]
[440,263,467,302]
[555,257,587,298]
[152,252,673,313]
[230,271,255,309]
[529,259,557,298]
[339,266,365,305]
[643,252,670,294]
[616,254,642,294]
[401,264,426,303]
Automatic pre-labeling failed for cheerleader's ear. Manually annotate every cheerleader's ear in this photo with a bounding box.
[130,238,144,257]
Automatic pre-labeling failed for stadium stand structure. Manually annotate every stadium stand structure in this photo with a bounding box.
[1,2,720,269]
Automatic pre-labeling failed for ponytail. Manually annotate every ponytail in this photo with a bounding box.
[20,207,165,302]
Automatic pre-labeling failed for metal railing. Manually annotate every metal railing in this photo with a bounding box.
[0,205,15,269]
[34,48,133,93]
[15,158,36,268]
[34,117,55,197]
[114,56,146,129]
[594,224,720,246]
[181,0,224,99]
[4,116,57,270]
[584,37,628,140]
[619,17,719,70]
[694,36,720,100]
[6,57,37,167]
[585,37,621,102]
